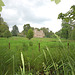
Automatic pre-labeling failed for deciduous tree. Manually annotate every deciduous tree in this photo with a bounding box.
[58,5,75,39]
[3,30,11,38]
[11,25,19,36]
[40,27,50,38]
[0,15,9,37]
[71,27,75,40]
[58,5,75,25]
[23,24,31,35]
[27,29,34,40]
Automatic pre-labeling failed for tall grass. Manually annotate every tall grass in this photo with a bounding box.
[0,37,75,75]
[20,52,25,75]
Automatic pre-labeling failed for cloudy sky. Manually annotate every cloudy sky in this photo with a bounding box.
[1,0,75,32]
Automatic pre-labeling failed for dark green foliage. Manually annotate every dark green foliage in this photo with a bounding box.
[58,12,65,20]
[58,5,75,39]
[57,23,72,39]
[49,31,55,38]
[33,28,55,38]
[22,24,31,35]
[27,29,34,40]
[61,23,70,39]
[58,5,75,23]
[35,28,40,31]
[3,30,11,38]
[31,27,34,30]
[40,27,50,38]
[70,5,75,21]
[55,29,62,37]
[0,14,4,24]
[11,25,19,36]
[71,28,75,40]
[0,15,9,37]
[0,24,9,37]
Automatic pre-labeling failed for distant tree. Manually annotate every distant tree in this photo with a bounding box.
[40,27,50,38]
[11,25,19,36]
[55,29,62,37]
[0,14,9,37]
[0,14,4,25]
[58,5,75,39]
[61,23,69,39]
[3,30,11,38]
[31,27,34,30]
[58,5,75,25]
[3,22,8,26]
[71,28,75,40]
[27,29,34,40]
[35,28,40,31]
[49,31,54,38]
[23,24,31,35]
[0,24,9,37]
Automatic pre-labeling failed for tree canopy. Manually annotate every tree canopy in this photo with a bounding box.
[22,24,31,35]
[11,25,19,36]
[0,14,11,37]
[57,5,75,39]
[27,29,34,40]
[58,5,75,24]
[3,30,11,38]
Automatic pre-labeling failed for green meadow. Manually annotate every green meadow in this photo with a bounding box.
[0,37,75,75]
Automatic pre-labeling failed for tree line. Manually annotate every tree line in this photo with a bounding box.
[0,14,11,38]
[0,5,75,40]
[11,24,55,38]
[56,5,75,40]
[0,14,55,39]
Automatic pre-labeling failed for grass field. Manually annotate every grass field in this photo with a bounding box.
[0,37,75,75]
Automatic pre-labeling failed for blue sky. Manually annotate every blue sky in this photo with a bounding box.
[1,0,75,32]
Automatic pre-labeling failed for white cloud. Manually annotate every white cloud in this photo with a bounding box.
[1,0,75,32]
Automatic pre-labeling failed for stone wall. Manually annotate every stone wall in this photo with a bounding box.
[34,29,45,38]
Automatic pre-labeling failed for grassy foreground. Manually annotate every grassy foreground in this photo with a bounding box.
[0,37,75,75]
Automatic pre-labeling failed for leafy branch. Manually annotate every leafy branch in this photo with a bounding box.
[51,0,61,4]
[0,0,5,12]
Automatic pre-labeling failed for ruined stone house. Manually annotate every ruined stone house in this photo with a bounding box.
[34,29,45,38]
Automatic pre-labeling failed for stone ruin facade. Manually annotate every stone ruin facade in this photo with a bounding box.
[34,29,45,38]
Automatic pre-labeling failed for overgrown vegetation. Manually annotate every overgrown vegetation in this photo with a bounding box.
[0,1,75,75]
[0,37,75,75]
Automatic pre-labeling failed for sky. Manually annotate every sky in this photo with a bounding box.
[1,0,75,33]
